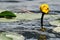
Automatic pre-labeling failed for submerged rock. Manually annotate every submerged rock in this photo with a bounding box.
[0,32,25,40]
[53,27,60,33]
[50,20,60,26]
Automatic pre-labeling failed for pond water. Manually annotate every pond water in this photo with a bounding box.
[0,0,60,40]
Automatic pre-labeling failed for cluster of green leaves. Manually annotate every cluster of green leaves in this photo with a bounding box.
[0,11,16,19]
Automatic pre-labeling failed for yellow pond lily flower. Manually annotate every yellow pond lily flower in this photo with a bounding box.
[39,4,49,14]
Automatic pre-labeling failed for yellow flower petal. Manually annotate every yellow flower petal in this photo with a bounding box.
[39,4,49,14]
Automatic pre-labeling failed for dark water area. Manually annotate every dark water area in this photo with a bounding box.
[0,0,23,3]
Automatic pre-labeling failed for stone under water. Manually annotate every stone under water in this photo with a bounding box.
[0,32,25,40]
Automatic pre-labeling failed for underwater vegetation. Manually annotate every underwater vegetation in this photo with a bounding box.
[0,11,16,19]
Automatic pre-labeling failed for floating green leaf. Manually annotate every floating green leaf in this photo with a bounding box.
[0,11,16,19]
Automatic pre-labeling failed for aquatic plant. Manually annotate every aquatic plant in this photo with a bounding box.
[0,11,16,19]
[39,4,49,14]
[39,4,49,31]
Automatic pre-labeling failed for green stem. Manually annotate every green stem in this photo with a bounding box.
[41,13,45,28]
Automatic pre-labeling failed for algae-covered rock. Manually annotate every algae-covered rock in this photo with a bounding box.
[50,20,60,26]
[0,32,13,40]
[53,27,60,33]
[0,32,25,40]
[50,20,60,33]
